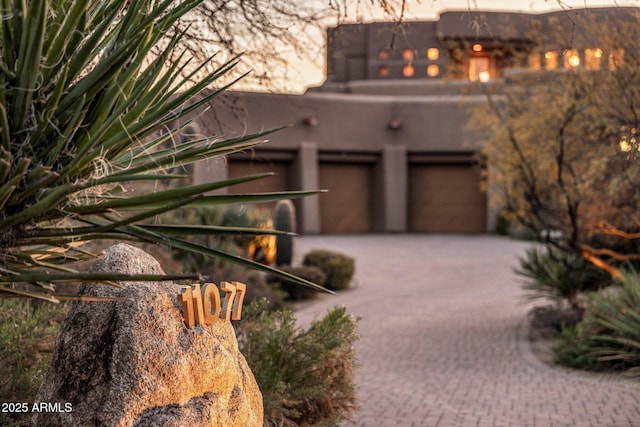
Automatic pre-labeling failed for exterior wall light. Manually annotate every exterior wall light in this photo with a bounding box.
[472,44,483,52]
[303,116,318,127]
[388,119,403,130]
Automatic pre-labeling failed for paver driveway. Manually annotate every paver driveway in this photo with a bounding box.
[292,235,640,427]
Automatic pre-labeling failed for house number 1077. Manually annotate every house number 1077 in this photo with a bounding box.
[178,282,246,328]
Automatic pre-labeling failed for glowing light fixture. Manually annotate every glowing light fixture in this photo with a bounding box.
[427,48,439,60]
[585,48,603,70]
[544,51,558,70]
[402,64,414,77]
[472,44,483,52]
[564,49,580,68]
[427,64,439,77]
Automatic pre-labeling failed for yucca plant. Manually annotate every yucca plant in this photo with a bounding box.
[516,246,611,309]
[580,272,640,375]
[0,0,329,302]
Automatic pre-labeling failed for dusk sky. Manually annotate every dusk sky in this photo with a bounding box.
[243,0,638,92]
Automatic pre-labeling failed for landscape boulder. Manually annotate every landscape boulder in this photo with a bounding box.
[32,244,263,427]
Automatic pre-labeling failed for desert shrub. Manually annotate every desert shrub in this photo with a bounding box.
[266,265,326,301]
[236,300,359,427]
[553,324,603,371]
[0,300,67,424]
[516,246,611,309]
[303,250,355,291]
[557,273,640,375]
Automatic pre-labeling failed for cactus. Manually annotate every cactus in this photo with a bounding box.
[273,200,297,266]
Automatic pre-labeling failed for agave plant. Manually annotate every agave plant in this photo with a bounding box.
[0,0,328,301]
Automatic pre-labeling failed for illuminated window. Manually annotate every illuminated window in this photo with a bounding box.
[585,48,603,70]
[426,64,439,77]
[427,48,439,60]
[378,65,390,77]
[609,48,625,70]
[469,57,491,82]
[402,49,414,61]
[544,51,558,70]
[528,53,541,70]
[378,49,390,60]
[472,44,483,52]
[563,49,580,68]
[402,64,414,77]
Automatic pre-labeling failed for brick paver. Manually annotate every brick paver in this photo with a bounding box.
[292,235,640,427]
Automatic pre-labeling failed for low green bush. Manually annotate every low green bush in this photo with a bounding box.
[235,300,359,427]
[554,273,640,375]
[266,265,326,301]
[553,325,603,371]
[303,249,355,291]
[516,246,611,309]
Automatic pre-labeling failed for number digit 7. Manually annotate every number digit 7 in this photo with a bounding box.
[220,281,237,321]
[231,281,246,320]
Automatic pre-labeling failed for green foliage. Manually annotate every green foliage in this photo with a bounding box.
[516,246,611,308]
[552,324,603,371]
[236,300,359,427]
[554,273,640,375]
[267,265,326,301]
[0,0,326,301]
[470,11,640,274]
[273,200,296,266]
[303,249,355,291]
[0,299,67,404]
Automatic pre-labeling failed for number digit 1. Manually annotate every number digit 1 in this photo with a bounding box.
[231,281,246,320]
[178,286,195,328]
[220,281,237,320]
[191,283,206,326]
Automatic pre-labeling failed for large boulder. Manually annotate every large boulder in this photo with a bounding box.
[32,244,263,427]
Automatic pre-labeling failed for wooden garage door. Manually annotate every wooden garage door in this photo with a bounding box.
[228,160,290,209]
[319,163,372,234]
[409,164,486,233]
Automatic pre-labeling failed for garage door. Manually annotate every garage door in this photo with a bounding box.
[227,159,291,210]
[319,162,372,234]
[409,164,486,233]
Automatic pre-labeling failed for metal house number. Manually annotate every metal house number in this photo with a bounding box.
[178,282,246,328]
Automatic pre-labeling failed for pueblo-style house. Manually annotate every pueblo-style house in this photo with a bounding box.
[190,7,637,234]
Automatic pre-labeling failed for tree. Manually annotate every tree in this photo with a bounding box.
[0,0,328,301]
[172,0,410,92]
[472,9,640,277]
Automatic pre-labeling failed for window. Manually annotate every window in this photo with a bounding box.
[528,53,541,70]
[585,48,603,70]
[402,64,414,77]
[544,51,558,70]
[378,65,390,77]
[402,49,414,61]
[427,48,439,60]
[609,48,625,70]
[469,57,490,82]
[563,49,580,68]
[378,49,390,60]
[427,64,439,77]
